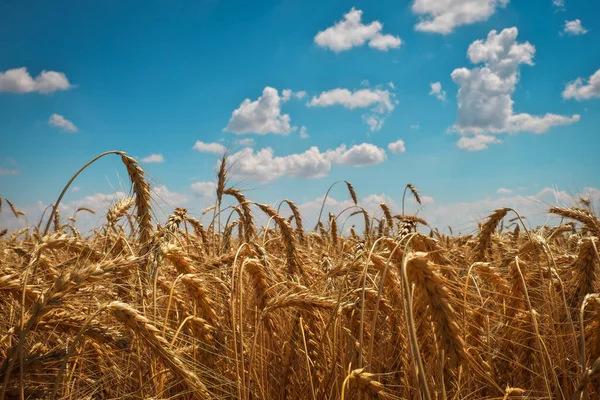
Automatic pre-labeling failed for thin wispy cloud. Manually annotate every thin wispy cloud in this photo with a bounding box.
[140,153,164,163]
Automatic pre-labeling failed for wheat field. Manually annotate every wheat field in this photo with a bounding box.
[1,151,599,400]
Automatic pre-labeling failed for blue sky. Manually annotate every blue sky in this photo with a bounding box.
[1,0,599,232]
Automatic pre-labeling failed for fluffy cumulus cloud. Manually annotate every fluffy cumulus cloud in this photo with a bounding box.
[309,86,397,132]
[387,139,406,154]
[429,81,447,102]
[193,141,226,154]
[496,188,513,194]
[190,181,216,202]
[330,143,387,166]
[412,0,510,34]
[562,68,600,101]
[314,7,401,52]
[563,19,587,35]
[224,143,386,183]
[140,154,164,163]
[224,87,294,135]
[0,67,72,94]
[48,114,78,133]
[451,27,579,149]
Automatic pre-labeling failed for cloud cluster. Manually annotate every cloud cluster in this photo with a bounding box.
[0,67,72,94]
[420,186,600,232]
[309,86,396,132]
[412,0,510,34]
[224,87,294,135]
[195,141,388,183]
[315,8,401,52]
[49,114,78,133]
[563,68,600,101]
[451,27,579,150]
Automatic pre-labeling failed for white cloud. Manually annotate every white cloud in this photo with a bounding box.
[71,186,81,193]
[233,138,255,147]
[224,87,294,135]
[193,141,226,154]
[314,7,401,52]
[309,86,396,132]
[369,33,403,51]
[451,27,579,148]
[411,122,420,129]
[0,67,73,94]
[364,114,385,132]
[429,81,447,102]
[48,114,78,133]
[563,68,600,101]
[412,0,510,34]
[0,185,187,233]
[388,139,406,154]
[329,143,387,166]
[563,19,587,35]
[0,167,20,175]
[298,193,401,232]
[228,147,332,183]
[226,143,387,183]
[553,0,565,11]
[496,188,513,194]
[419,186,600,232]
[299,126,309,139]
[140,154,165,163]
[152,185,188,207]
[190,181,216,202]
[420,195,435,205]
[309,88,394,111]
[281,89,306,102]
[282,89,292,102]
[457,134,502,151]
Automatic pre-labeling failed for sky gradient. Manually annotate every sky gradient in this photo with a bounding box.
[1,0,599,233]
